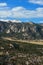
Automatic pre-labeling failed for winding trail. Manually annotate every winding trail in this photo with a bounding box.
[1,37,43,45]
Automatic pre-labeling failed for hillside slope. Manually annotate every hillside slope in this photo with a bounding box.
[0,21,43,40]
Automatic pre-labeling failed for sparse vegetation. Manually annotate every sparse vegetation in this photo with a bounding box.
[0,21,43,65]
[0,38,43,65]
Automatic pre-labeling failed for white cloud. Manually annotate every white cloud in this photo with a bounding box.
[11,20,21,23]
[0,6,43,20]
[0,10,11,18]
[0,19,21,23]
[0,6,11,18]
[0,19,9,22]
[29,0,43,5]
[0,3,7,6]
[11,7,43,18]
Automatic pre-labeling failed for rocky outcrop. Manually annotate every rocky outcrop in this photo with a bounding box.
[0,21,43,40]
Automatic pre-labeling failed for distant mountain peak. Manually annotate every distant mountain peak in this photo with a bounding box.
[0,21,43,40]
[0,19,21,23]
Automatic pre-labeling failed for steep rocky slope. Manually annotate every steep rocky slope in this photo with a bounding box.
[0,21,43,40]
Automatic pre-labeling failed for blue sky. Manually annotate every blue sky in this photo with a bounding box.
[0,0,43,23]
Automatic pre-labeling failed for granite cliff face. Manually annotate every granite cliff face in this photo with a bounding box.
[0,21,43,40]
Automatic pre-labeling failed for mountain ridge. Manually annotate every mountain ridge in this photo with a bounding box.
[0,21,43,40]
